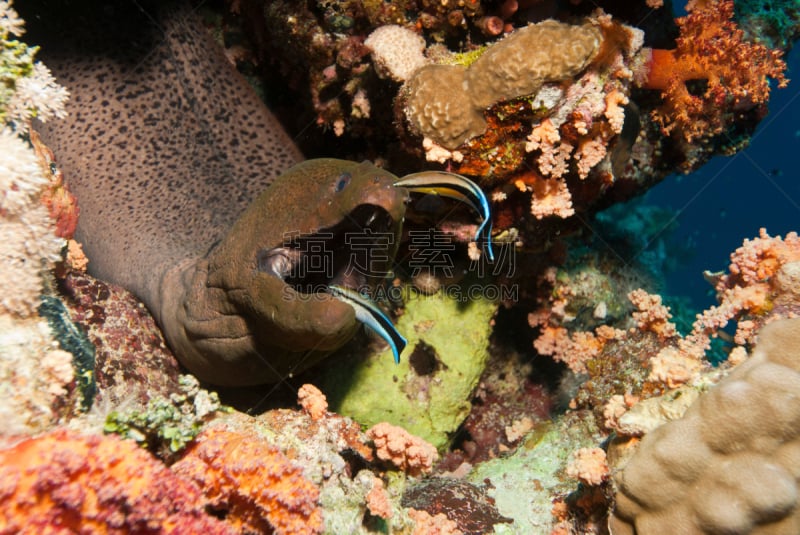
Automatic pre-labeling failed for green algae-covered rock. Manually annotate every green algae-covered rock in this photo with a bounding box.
[467,411,603,533]
[322,285,497,450]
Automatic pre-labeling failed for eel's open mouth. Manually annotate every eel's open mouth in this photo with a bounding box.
[256,204,398,295]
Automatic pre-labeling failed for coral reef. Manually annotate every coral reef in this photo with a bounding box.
[2,2,798,534]
[0,5,78,434]
[610,318,800,534]
[402,20,602,149]
[516,228,800,530]
[0,429,235,534]
[172,426,323,535]
[401,12,653,257]
[238,0,491,141]
[228,1,793,293]
[503,228,800,482]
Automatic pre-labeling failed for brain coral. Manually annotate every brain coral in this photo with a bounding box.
[610,318,800,534]
[402,20,602,149]
[403,64,484,149]
[466,21,601,109]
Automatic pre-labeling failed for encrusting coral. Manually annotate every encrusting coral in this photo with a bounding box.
[0,429,236,534]
[609,318,800,534]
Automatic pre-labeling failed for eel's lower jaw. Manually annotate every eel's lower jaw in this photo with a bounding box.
[256,204,399,295]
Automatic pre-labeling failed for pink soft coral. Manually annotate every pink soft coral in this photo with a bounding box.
[366,422,438,477]
[687,229,800,351]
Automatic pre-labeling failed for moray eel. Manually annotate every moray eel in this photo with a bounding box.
[23,1,408,385]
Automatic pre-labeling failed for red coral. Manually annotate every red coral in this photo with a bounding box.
[643,0,788,143]
[171,428,323,535]
[0,430,234,534]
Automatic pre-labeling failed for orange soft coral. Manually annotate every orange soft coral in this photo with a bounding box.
[0,430,234,534]
[643,0,788,143]
[171,427,323,535]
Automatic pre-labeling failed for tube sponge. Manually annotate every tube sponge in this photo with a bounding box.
[610,318,800,534]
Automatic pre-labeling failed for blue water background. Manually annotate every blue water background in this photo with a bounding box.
[645,47,800,311]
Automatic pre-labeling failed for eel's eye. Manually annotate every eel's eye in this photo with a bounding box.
[334,172,351,192]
